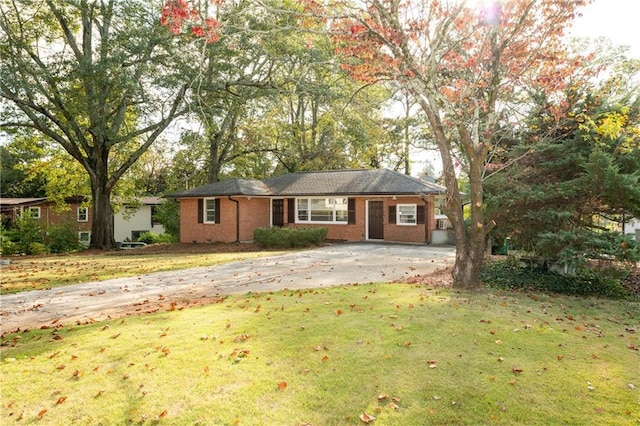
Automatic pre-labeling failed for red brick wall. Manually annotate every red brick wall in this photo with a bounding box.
[17,202,92,233]
[179,197,270,243]
[180,195,438,244]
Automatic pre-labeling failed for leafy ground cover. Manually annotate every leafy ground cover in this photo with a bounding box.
[0,243,283,294]
[2,283,638,425]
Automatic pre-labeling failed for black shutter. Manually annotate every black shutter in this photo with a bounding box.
[287,198,295,223]
[215,198,221,223]
[417,205,425,224]
[348,198,356,224]
[388,205,396,224]
[197,199,203,223]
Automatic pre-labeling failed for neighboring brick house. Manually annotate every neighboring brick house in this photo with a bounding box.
[1,196,165,245]
[167,169,446,245]
[0,196,93,245]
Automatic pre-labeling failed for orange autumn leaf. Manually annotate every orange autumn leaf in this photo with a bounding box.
[359,412,376,423]
[55,396,67,405]
[37,408,47,418]
[278,381,287,390]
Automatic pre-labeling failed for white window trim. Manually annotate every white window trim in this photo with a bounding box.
[78,231,91,246]
[203,197,217,224]
[27,206,41,219]
[396,204,417,226]
[77,206,88,222]
[296,197,348,225]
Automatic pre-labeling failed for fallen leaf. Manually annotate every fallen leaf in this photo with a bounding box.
[55,396,67,405]
[377,394,388,400]
[359,412,376,423]
[278,381,287,390]
[389,402,399,410]
[37,408,47,418]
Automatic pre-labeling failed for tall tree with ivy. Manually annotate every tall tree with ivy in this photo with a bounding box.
[0,0,189,249]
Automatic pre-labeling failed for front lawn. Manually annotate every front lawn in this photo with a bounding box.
[2,283,638,425]
[0,244,283,294]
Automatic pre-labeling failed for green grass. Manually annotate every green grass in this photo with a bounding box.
[2,284,638,425]
[0,251,282,294]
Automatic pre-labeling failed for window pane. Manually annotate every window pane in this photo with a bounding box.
[397,205,416,224]
[205,199,216,222]
[310,198,333,222]
[335,198,348,222]
[297,199,308,221]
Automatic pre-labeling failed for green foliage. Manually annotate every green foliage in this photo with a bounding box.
[8,212,45,256]
[254,227,327,248]
[28,242,49,255]
[481,259,631,298]
[152,200,180,239]
[485,55,640,263]
[535,229,639,269]
[0,137,47,197]
[0,0,190,248]
[46,223,82,254]
[0,222,19,256]
[136,231,177,244]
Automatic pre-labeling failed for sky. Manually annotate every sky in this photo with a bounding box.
[569,0,640,58]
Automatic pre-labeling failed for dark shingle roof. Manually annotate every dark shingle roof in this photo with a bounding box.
[166,169,445,198]
[263,169,444,196]
[168,179,271,198]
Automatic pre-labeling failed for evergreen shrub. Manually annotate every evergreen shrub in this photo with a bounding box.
[481,258,630,298]
[254,227,327,248]
[47,223,82,253]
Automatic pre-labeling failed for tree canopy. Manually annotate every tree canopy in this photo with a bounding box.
[485,43,640,266]
[1,0,188,248]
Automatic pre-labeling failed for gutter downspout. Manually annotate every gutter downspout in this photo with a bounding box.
[228,196,240,242]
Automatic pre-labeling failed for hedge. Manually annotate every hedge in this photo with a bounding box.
[254,227,327,248]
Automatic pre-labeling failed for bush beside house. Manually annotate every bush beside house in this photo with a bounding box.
[254,227,327,248]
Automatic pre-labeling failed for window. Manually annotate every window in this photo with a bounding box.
[78,231,91,246]
[151,205,161,226]
[204,198,216,223]
[27,206,41,219]
[297,198,348,224]
[77,206,88,222]
[436,218,450,230]
[396,204,417,225]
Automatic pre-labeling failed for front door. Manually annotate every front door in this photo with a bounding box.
[368,201,384,239]
[272,199,284,227]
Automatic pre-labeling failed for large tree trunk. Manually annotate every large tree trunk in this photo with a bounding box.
[89,160,116,250]
[416,94,487,290]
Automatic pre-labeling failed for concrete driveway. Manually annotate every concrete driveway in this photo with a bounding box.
[0,242,455,333]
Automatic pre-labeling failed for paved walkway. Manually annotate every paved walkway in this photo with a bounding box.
[0,243,455,333]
